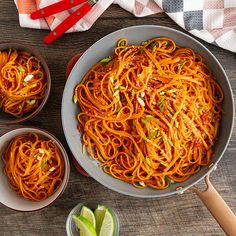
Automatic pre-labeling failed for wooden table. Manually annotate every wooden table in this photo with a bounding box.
[0,1,236,235]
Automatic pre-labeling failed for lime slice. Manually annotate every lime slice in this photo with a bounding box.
[99,209,115,236]
[72,215,97,236]
[94,205,107,235]
[80,206,96,228]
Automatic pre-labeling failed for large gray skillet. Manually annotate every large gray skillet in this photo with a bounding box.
[62,26,236,234]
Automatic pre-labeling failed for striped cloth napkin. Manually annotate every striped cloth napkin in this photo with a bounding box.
[14,0,236,52]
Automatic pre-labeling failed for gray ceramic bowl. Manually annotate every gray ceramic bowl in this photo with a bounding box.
[0,41,51,124]
[61,25,234,198]
[0,127,70,211]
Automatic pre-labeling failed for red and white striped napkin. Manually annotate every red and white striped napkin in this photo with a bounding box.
[14,0,236,52]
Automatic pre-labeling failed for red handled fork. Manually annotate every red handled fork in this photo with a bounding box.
[31,0,97,44]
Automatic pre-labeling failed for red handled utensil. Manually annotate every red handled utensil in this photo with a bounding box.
[30,0,97,44]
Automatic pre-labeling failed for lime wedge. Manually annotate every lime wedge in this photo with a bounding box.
[99,209,115,236]
[94,205,107,235]
[72,215,97,236]
[94,205,115,236]
[80,206,96,228]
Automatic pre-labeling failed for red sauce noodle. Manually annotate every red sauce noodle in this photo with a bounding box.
[3,133,65,201]
[74,37,223,189]
[0,49,46,117]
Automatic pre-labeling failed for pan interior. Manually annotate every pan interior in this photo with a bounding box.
[61,25,234,198]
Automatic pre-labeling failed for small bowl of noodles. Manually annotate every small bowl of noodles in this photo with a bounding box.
[0,127,70,211]
[0,41,51,124]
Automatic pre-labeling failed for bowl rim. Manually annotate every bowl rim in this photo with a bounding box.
[62,25,235,198]
[0,126,70,212]
[0,40,51,124]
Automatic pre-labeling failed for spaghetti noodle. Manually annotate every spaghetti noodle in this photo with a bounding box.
[74,37,223,189]
[0,49,46,117]
[3,133,65,201]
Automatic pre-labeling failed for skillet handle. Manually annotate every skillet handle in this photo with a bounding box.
[190,175,236,236]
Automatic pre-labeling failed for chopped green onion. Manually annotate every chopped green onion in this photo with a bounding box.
[23,82,28,86]
[165,176,174,186]
[119,40,125,46]
[36,157,41,161]
[150,42,156,48]
[160,103,165,112]
[113,90,119,97]
[109,76,114,84]
[161,162,168,167]
[145,158,151,167]
[199,106,204,113]
[156,96,165,105]
[150,129,159,139]
[159,91,165,95]
[114,83,120,91]
[41,160,47,170]
[178,60,187,70]
[152,45,157,53]
[146,115,153,121]
[17,66,24,73]
[26,99,36,105]
[175,120,179,128]
[168,89,176,93]
[49,167,55,172]
[140,48,145,54]
[73,94,78,104]
[141,119,147,125]
[100,56,112,63]
[167,139,174,147]
[115,107,121,113]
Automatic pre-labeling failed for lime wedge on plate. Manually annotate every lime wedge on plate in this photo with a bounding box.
[94,205,106,234]
[81,206,96,228]
[99,209,115,236]
[72,215,97,236]
[94,205,115,236]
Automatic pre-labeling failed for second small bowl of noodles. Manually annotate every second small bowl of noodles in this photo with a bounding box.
[0,127,70,211]
[0,41,51,124]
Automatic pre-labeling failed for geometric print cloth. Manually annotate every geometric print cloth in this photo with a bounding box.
[14,0,236,53]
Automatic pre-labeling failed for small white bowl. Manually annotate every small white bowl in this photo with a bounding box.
[0,127,70,211]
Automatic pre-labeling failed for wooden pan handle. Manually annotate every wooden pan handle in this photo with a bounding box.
[191,175,236,236]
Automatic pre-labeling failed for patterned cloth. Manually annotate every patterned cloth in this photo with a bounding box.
[14,0,236,52]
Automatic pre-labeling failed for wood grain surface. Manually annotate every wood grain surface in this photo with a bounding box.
[0,1,236,236]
